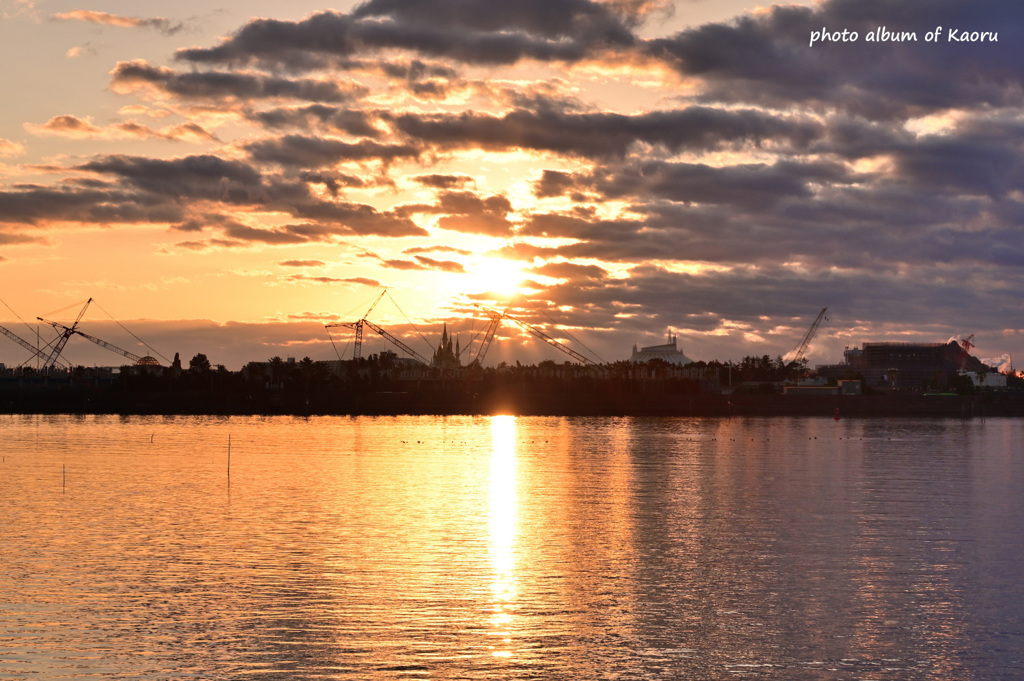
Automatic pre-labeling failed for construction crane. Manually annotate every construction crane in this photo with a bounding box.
[326,319,430,365]
[959,334,975,370]
[0,324,70,369]
[785,307,828,366]
[36,318,161,366]
[38,298,91,370]
[482,307,595,365]
[325,290,433,364]
[471,299,516,366]
[363,320,430,365]
[71,328,160,365]
[325,290,387,360]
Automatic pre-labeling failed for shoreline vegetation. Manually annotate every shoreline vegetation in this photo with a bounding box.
[2,354,1022,418]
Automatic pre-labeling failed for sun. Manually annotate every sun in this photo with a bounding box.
[470,257,526,298]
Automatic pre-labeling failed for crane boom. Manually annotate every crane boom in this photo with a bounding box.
[38,298,92,369]
[0,324,56,365]
[34,319,158,365]
[323,291,389,360]
[363,320,430,365]
[326,319,430,365]
[475,312,504,365]
[787,307,828,364]
[353,320,365,359]
[507,317,593,364]
[325,320,365,359]
[473,300,517,365]
[484,308,593,364]
[959,334,975,370]
[71,329,147,364]
[363,290,387,320]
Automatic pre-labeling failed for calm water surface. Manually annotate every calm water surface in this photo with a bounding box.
[1,414,1023,679]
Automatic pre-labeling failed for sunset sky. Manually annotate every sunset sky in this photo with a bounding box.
[1,0,1021,370]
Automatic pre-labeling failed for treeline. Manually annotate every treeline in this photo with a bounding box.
[0,352,713,415]
[3,350,1017,416]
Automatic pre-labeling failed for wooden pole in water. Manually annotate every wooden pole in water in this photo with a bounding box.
[62,464,65,492]
[228,434,231,482]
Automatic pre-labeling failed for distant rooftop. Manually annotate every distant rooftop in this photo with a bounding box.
[630,334,694,366]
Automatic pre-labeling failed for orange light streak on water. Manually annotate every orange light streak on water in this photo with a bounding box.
[488,414,517,658]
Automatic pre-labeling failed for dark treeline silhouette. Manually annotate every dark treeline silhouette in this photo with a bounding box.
[1,351,1022,417]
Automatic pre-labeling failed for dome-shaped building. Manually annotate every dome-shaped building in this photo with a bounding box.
[630,334,693,366]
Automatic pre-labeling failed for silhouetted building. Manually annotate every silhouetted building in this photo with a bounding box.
[432,324,461,369]
[837,341,985,390]
[630,334,693,366]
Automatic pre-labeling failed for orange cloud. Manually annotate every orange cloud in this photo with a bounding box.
[24,115,217,142]
[51,10,182,34]
[0,138,25,158]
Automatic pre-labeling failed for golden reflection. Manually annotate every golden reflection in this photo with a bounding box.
[488,414,517,658]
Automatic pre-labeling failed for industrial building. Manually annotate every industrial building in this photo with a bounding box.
[819,340,990,391]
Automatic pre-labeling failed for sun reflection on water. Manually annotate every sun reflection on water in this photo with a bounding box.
[488,414,517,658]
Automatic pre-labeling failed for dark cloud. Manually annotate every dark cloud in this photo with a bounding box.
[249,105,381,137]
[298,171,368,195]
[0,154,424,239]
[176,3,634,70]
[394,190,516,236]
[413,255,465,273]
[520,213,643,243]
[434,191,515,236]
[111,60,366,103]
[223,224,313,245]
[530,261,608,282]
[373,58,460,81]
[0,184,184,226]
[413,174,475,189]
[79,154,263,196]
[534,170,579,198]
[646,0,1024,120]
[389,106,821,158]
[889,134,1024,199]
[245,136,420,168]
[593,159,831,209]
[279,260,326,267]
[78,154,425,236]
[351,0,634,43]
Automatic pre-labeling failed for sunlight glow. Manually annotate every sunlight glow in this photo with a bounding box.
[489,414,518,659]
[470,258,525,297]
[905,111,964,136]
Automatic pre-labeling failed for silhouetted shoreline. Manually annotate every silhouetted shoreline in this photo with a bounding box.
[2,372,1021,418]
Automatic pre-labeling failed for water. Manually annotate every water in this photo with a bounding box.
[2,414,1023,679]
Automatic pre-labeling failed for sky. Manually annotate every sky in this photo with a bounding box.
[0,0,1021,371]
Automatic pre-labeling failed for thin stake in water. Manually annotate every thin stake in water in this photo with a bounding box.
[228,434,231,482]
